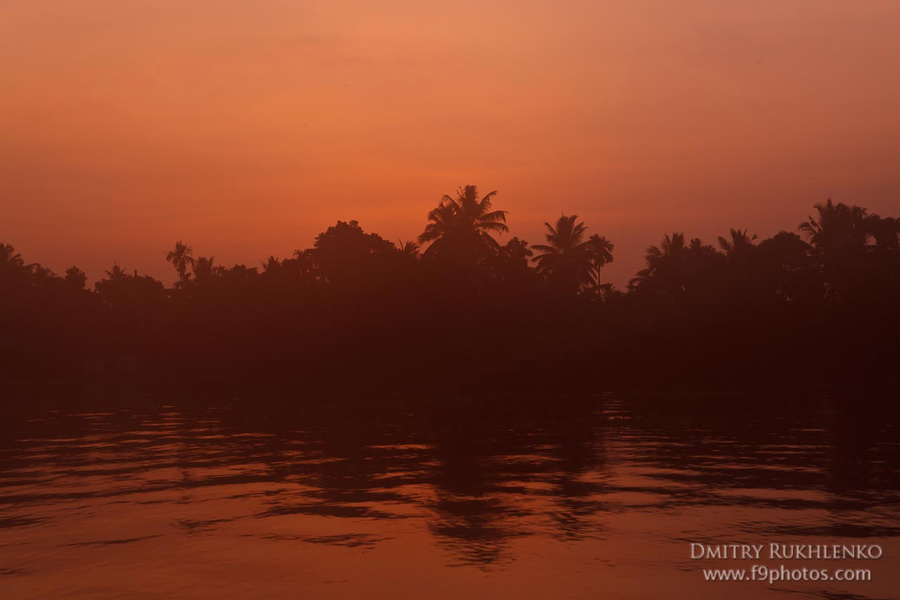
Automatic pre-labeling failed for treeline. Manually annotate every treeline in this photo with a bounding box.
[1,186,898,393]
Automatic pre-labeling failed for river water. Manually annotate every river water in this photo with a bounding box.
[1,391,898,599]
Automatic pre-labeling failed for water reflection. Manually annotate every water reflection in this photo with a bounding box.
[0,391,898,599]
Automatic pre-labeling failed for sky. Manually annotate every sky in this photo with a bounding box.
[2,0,899,286]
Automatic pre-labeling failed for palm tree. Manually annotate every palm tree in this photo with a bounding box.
[798,199,874,296]
[717,228,758,257]
[870,216,900,251]
[417,201,455,248]
[166,240,195,287]
[532,215,594,292]
[417,185,508,257]
[798,199,871,257]
[587,234,615,299]
[0,244,27,280]
[629,232,687,290]
[191,256,217,283]
[645,232,687,270]
[0,243,24,267]
[398,240,420,256]
[105,263,130,280]
[262,256,281,272]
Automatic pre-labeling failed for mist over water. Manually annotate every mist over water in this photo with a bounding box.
[1,392,898,599]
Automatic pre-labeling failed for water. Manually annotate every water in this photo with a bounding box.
[1,391,898,599]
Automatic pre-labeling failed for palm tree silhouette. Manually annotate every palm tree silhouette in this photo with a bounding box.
[587,234,614,299]
[166,241,195,288]
[192,256,217,284]
[417,185,508,256]
[630,232,687,290]
[0,244,33,286]
[799,199,873,296]
[398,241,420,256]
[646,232,687,267]
[870,216,900,251]
[0,243,26,271]
[717,228,758,257]
[106,263,130,280]
[799,199,871,255]
[533,215,595,292]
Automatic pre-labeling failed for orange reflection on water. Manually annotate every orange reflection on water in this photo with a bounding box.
[0,394,898,599]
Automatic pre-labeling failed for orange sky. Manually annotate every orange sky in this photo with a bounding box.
[2,0,899,286]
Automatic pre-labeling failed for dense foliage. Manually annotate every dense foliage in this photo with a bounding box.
[2,187,898,393]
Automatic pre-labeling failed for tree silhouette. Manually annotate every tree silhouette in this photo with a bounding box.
[587,234,614,300]
[0,243,25,270]
[398,240,420,256]
[799,199,874,299]
[532,215,595,293]
[312,220,399,290]
[94,263,166,308]
[418,185,508,260]
[717,228,758,257]
[166,240,195,288]
[630,232,687,291]
[1,194,899,392]
[192,256,218,284]
[0,244,31,286]
[106,263,129,280]
[64,266,87,291]
[870,216,900,251]
[799,199,871,256]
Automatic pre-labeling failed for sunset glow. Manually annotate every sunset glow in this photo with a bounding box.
[3,0,900,284]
